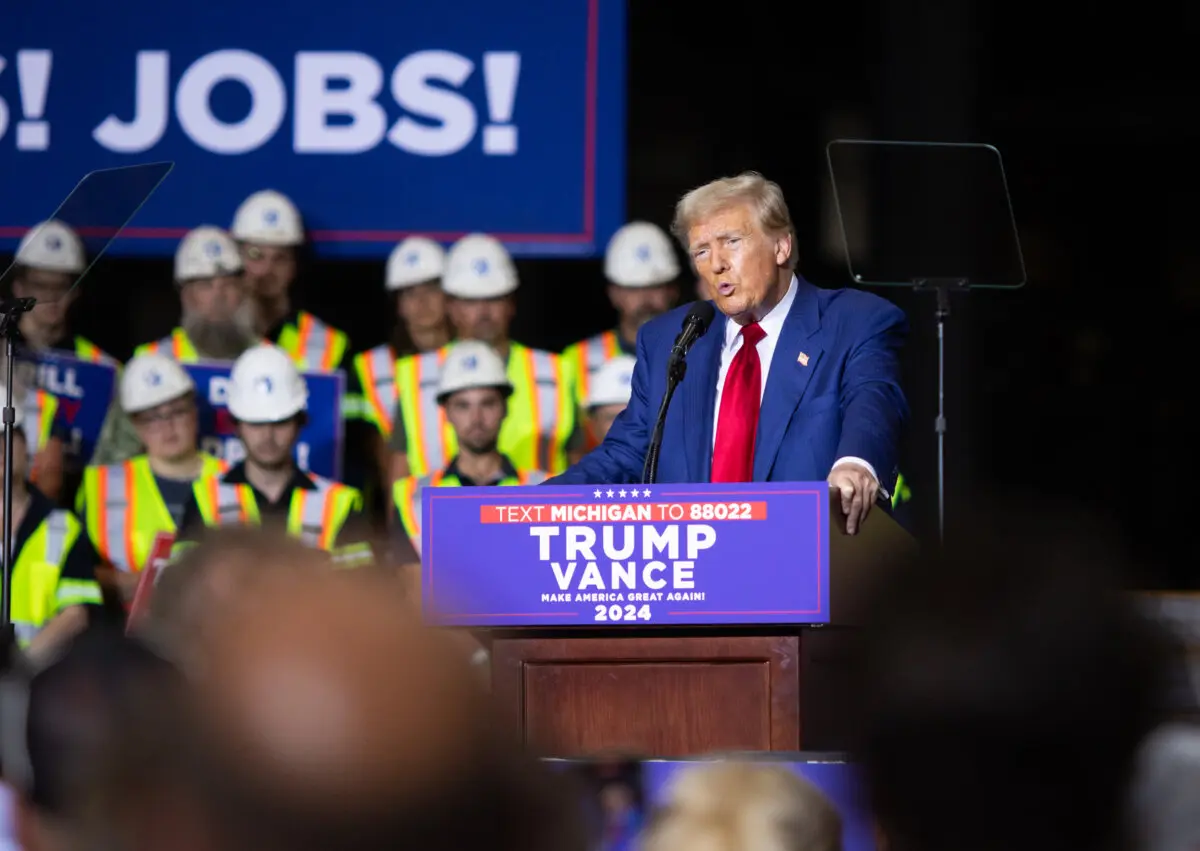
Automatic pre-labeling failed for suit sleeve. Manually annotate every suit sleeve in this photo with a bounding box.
[546,330,654,485]
[834,300,910,491]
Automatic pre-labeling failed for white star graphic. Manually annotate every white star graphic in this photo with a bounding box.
[593,489,602,498]
[618,488,627,497]
[606,489,615,498]
[643,489,651,497]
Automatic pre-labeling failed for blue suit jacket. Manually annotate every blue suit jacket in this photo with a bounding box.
[550,277,909,487]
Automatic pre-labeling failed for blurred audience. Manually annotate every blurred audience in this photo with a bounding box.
[1129,723,1200,851]
[847,501,1175,851]
[639,762,842,851]
[149,565,586,851]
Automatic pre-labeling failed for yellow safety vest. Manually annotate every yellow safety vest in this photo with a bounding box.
[395,343,576,477]
[133,313,347,373]
[10,509,104,648]
[24,388,57,454]
[274,311,349,372]
[393,466,547,555]
[352,343,398,436]
[191,472,363,551]
[73,335,117,365]
[563,329,623,408]
[78,453,228,572]
[891,472,912,509]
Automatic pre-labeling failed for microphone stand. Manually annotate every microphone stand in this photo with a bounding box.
[641,357,686,485]
[0,298,34,653]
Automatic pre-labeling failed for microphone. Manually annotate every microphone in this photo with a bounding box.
[669,301,716,363]
[642,301,717,485]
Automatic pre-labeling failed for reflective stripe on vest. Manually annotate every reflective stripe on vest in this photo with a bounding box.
[192,473,361,551]
[397,343,575,477]
[393,467,547,555]
[396,348,453,475]
[568,330,620,405]
[276,311,347,372]
[354,344,399,435]
[135,328,200,363]
[11,509,103,647]
[25,389,57,485]
[84,453,227,571]
[74,336,116,365]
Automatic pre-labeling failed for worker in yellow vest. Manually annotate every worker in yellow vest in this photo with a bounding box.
[76,353,227,603]
[391,340,547,561]
[585,355,636,444]
[231,190,350,373]
[387,234,579,488]
[563,222,679,447]
[11,219,117,364]
[173,345,370,564]
[0,390,103,665]
[352,237,453,440]
[133,226,257,363]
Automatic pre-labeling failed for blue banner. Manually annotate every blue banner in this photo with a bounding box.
[182,360,344,480]
[0,0,625,259]
[422,483,831,627]
[33,351,117,466]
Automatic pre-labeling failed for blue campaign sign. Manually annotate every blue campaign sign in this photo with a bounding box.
[422,483,831,627]
[33,351,117,465]
[182,360,344,480]
[0,0,625,259]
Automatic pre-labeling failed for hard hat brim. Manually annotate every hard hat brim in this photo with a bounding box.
[436,384,514,405]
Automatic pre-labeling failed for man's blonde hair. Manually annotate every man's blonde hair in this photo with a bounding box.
[671,172,798,269]
[639,762,843,851]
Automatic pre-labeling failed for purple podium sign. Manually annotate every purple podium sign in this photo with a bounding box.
[420,482,830,627]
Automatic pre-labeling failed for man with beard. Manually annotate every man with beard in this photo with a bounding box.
[134,226,259,362]
[230,189,350,373]
[93,227,258,468]
[563,222,680,447]
[387,235,579,490]
[391,340,547,561]
[173,344,370,565]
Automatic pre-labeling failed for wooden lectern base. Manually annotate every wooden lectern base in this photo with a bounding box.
[491,634,800,757]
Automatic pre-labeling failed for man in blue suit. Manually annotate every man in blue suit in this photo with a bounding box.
[550,171,908,534]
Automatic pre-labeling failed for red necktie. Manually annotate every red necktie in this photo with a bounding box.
[711,322,766,482]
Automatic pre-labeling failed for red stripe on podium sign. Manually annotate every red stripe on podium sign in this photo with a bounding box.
[479,501,768,524]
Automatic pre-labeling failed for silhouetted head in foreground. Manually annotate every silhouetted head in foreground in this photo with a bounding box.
[848,500,1173,851]
[166,566,586,851]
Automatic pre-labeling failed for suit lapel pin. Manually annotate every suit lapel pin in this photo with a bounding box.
[797,352,809,367]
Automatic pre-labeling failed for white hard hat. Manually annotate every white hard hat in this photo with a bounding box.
[121,353,196,414]
[436,341,512,403]
[15,220,85,275]
[386,237,445,291]
[0,384,25,430]
[226,344,308,423]
[443,234,517,299]
[230,189,304,246]
[174,226,243,283]
[604,222,680,288]
[587,355,636,408]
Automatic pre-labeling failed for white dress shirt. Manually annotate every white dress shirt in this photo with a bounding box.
[712,275,879,484]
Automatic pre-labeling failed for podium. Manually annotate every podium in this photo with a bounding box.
[422,483,913,757]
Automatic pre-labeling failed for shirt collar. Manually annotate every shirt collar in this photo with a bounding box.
[443,454,520,486]
[222,461,318,492]
[722,275,798,349]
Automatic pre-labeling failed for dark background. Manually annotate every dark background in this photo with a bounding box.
[55,0,1199,587]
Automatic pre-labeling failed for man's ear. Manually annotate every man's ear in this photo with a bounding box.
[774,233,793,268]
